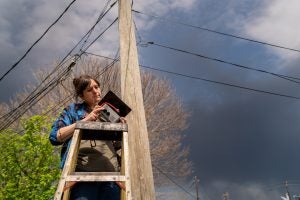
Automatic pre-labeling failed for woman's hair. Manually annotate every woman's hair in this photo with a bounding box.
[73,75,100,99]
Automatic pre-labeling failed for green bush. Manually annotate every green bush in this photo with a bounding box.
[0,115,60,200]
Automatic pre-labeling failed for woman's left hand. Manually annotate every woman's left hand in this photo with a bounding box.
[120,117,127,123]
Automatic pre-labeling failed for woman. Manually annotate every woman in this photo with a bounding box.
[49,75,120,200]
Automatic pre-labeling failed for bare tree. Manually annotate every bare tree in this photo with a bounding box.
[0,56,192,185]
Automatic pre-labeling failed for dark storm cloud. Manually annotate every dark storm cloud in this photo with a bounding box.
[185,91,300,181]
[179,69,300,199]
[177,56,300,199]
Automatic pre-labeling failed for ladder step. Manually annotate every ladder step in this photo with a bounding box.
[76,122,128,140]
[76,121,128,131]
[65,174,127,182]
[65,175,127,182]
[71,172,121,176]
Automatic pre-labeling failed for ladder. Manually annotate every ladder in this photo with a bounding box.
[54,121,131,200]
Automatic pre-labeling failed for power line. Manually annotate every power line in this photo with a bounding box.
[132,16,300,85]
[193,176,200,200]
[132,9,300,54]
[0,60,76,131]
[60,0,116,67]
[84,52,300,100]
[265,180,300,191]
[143,41,300,84]
[2,51,120,141]
[0,0,78,83]
[0,0,117,118]
[30,0,117,101]
[0,14,118,130]
[41,53,120,117]
[0,17,114,129]
[0,0,118,115]
[133,19,142,44]
[79,0,117,52]
[0,56,76,121]
[80,17,118,52]
[141,64,300,100]
[153,164,197,199]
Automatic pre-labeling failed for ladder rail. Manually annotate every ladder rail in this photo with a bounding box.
[54,122,131,200]
[54,129,81,200]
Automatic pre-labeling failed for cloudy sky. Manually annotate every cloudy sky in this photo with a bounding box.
[1,0,300,199]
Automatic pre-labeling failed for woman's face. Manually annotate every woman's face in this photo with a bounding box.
[81,79,101,107]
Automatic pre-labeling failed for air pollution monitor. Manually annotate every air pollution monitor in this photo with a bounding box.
[98,91,131,123]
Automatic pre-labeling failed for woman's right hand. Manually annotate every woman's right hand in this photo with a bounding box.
[81,105,104,122]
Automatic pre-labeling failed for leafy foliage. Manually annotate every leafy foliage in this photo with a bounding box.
[0,115,60,200]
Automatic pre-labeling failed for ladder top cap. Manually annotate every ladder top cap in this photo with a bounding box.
[75,121,128,131]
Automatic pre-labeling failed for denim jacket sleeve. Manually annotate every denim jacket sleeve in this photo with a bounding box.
[49,104,75,146]
[49,103,87,145]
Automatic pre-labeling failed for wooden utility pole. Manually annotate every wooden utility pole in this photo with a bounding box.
[222,192,230,200]
[193,176,200,200]
[118,0,156,199]
[285,181,292,200]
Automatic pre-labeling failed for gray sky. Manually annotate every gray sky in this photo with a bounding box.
[1,0,300,199]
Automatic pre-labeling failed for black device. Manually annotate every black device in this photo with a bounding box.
[98,91,131,122]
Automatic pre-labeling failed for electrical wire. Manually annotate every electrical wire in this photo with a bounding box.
[84,52,300,100]
[141,64,300,100]
[0,61,76,130]
[133,19,142,44]
[0,56,78,120]
[80,17,118,52]
[143,41,300,84]
[26,0,118,105]
[57,0,116,69]
[0,57,75,120]
[41,53,120,117]
[2,48,119,131]
[0,0,117,123]
[0,0,78,83]
[153,164,197,199]
[79,0,117,52]
[132,9,300,54]
[132,17,300,86]
[0,14,118,130]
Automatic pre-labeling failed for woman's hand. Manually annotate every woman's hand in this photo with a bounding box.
[120,117,127,123]
[82,105,104,122]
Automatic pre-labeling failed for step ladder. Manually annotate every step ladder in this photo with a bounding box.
[54,121,131,200]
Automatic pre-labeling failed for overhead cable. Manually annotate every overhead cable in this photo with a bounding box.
[132,9,300,53]
[153,164,197,199]
[41,53,120,117]
[0,14,118,130]
[32,0,117,97]
[133,19,143,44]
[84,52,300,100]
[143,41,300,84]
[0,56,75,121]
[0,60,76,131]
[0,0,117,116]
[81,17,118,52]
[141,64,300,100]
[79,0,117,51]
[0,0,78,83]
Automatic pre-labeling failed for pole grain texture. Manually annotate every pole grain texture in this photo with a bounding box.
[118,0,156,199]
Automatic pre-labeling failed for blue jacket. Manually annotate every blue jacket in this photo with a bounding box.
[49,102,88,168]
